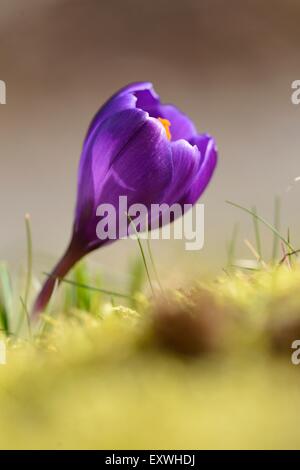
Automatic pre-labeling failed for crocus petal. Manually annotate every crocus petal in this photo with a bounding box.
[86,82,159,140]
[164,140,201,204]
[86,81,197,144]
[180,134,218,205]
[96,116,173,224]
[118,81,160,98]
[156,104,197,142]
[78,116,173,248]
[76,108,149,235]
[135,99,197,142]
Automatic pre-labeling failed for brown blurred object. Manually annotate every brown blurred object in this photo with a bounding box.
[267,290,300,354]
[152,288,225,356]
[270,317,300,355]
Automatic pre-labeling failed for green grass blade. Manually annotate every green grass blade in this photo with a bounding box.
[146,237,164,294]
[19,296,32,339]
[0,263,12,334]
[0,305,9,335]
[252,206,262,260]
[271,197,280,263]
[72,263,92,311]
[226,223,238,269]
[226,201,295,253]
[24,214,33,311]
[127,215,155,297]
[44,273,132,300]
[128,258,145,308]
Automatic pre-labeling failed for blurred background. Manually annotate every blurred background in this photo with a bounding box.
[1,0,300,285]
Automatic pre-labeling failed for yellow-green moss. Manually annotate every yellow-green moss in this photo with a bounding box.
[1,266,300,449]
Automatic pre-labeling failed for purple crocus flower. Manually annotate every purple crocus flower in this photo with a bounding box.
[32,82,218,317]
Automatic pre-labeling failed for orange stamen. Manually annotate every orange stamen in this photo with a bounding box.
[158,117,172,141]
